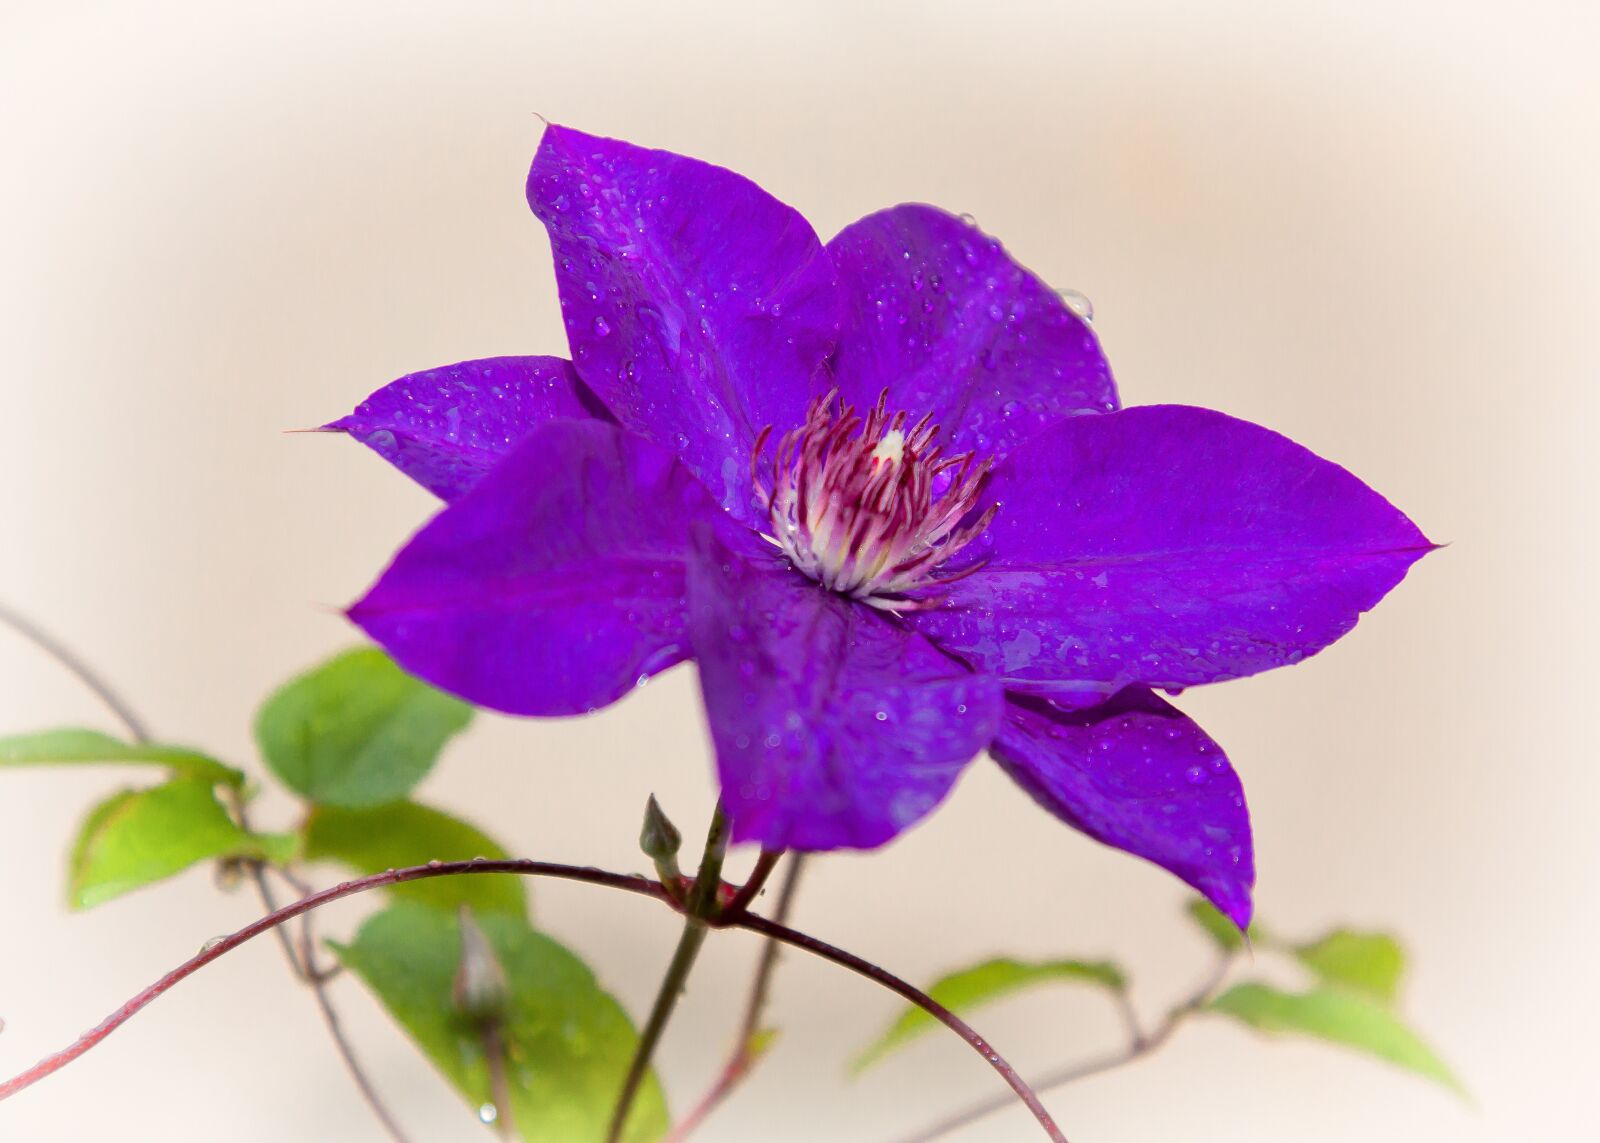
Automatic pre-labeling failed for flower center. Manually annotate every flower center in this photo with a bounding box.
[753,390,996,612]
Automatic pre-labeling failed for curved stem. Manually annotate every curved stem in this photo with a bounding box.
[665,854,806,1143]
[0,860,668,1102]
[889,952,1235,1143]
[0,857,1068,1141]
[0,600,405,1140]
[605,806,730,1143]
[736,913,1068,1143]
[0,601,151,743]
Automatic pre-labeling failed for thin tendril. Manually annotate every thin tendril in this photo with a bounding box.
[0,601,149,743]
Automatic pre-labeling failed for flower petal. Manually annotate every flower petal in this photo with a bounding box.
[527,125,841,526]
[688,528,1001,851]
[348,420,719,716]
[826,204,1116,458]
[993,688,1254,928]
[914,405,1433,695]
[327,356,606,500]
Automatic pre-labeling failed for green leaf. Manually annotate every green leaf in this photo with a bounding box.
[303,801,527,918]
[331,903,668,1142]
[1185,898,1264,951]
[851,956,1126,1074]
[1294,930,1405,1006]
[0,727,242,785]
[1208,983,1462,1094]
[255,648,472,808]
[68,777,295,909]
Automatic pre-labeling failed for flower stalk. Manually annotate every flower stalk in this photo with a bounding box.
[605,804,731,1143]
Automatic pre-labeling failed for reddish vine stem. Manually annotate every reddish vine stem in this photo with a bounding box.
[736,912,1069,1143]
[721,848,784,917]
[0,859,1068,1141]
[0,600,402,1141]
[0,862,664,1102]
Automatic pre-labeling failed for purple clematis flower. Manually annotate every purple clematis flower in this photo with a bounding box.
[329,125,1432,929]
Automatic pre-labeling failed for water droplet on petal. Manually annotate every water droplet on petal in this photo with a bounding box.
[478,1103,499,1124]
[592,316,612,337]
[1056,287,1095,322]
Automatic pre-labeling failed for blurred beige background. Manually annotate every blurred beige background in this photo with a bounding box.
[2,1,1595,1139]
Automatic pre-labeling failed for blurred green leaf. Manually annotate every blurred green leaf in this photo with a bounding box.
[255,648,472,808]
[1294,930,1405,1006]
[68,777,294,909]
[303,801,526,918]
[1,728,242,786]
[1185,898,1264,951]
[331,903,668,1142]
[851,956,1126,1074]
[1209,983,1462,1094]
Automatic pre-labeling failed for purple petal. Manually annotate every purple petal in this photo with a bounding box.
[688,528,1001,851]
[914,405,1433,696]
[527,125,840,527]
[348,420,719,716]
[327,356,606,500]
[994,689,1254,928]
[826,204,1116,458]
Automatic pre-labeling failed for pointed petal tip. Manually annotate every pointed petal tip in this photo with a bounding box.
[1215,887,1255,935]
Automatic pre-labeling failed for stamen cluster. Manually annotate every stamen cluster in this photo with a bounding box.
[754,390,995,612]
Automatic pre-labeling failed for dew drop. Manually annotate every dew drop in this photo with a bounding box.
[592,316,612,337]
[478,1103,499,1124]
[1056,287,1094,322]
